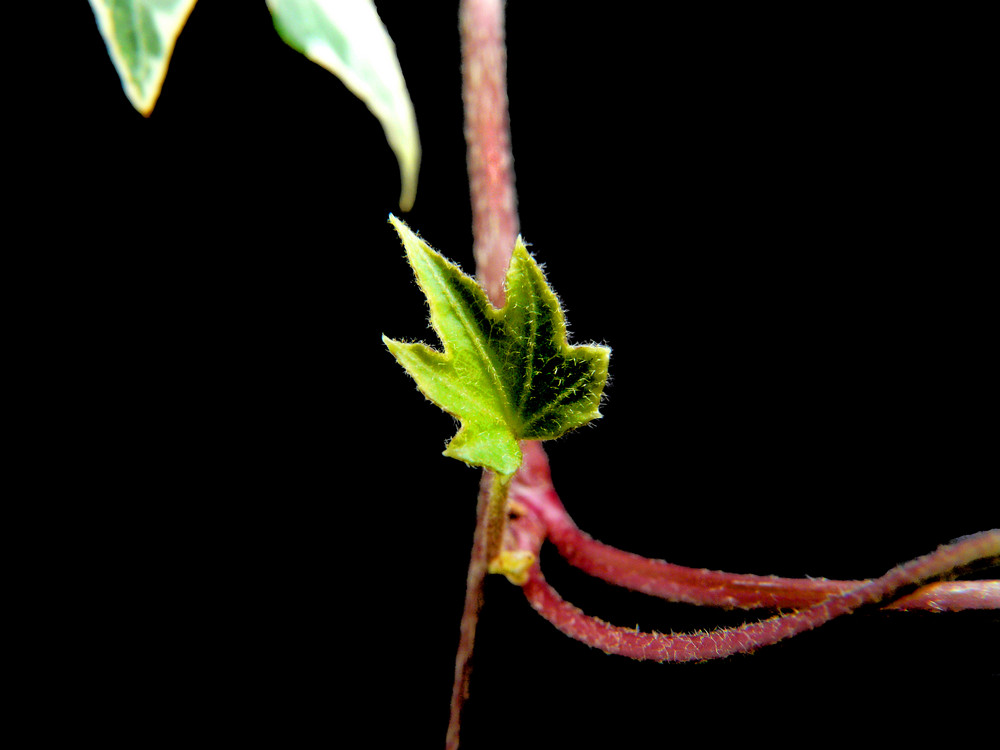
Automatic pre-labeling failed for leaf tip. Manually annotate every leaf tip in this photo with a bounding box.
[397,168,418,213]
[387,212,410,238]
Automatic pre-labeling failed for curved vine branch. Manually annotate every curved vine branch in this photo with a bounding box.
[512,442,1000,613]
[508,440,999,661]
[518,531,999,662]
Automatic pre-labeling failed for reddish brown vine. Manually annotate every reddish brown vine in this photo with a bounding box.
[507,440,999,662]
[447,1,999,747]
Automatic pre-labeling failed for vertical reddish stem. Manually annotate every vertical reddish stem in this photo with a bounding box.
[461,0,518,306]
[445,470,494,750]
[448,2,519,748]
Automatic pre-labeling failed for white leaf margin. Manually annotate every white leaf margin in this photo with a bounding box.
[89,0,199,116]
[266,0,421,211]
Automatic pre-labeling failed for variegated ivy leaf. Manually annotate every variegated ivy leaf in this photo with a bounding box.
[89,0,198,115]
[383,217,610,478]
[267,0,421,211]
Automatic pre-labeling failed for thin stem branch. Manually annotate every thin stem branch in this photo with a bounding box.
[511,441,1000,613]
[888,580,1000,612]
[509,491,1000,662]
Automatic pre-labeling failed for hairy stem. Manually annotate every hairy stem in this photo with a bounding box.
[461,0,518,306]
[511,441,1000,613]
[448,2,518,748]
[510,491,1000,662]
[445,470,494,750]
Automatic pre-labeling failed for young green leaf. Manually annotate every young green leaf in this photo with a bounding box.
[266,0,421,211]
[89,0,198,116]
[383,217,610,478]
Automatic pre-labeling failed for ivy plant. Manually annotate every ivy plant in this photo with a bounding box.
[87,2,1000,748]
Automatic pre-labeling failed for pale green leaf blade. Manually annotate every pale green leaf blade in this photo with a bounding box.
[89,0,198,116]
[382,218,520,476]
[383,217,610,478]
[267,0,421,211]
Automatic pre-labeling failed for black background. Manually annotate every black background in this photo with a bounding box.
[24,2,997,746]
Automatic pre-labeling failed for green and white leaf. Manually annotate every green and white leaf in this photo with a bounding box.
[383,217,610,477]
[267,0,421,211]
[89,0,198,116]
